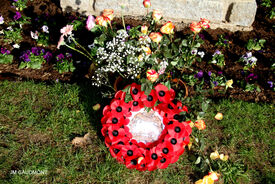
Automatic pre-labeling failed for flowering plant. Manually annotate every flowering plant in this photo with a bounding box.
[210,50,225,68]
[0,48,13,64]
[54,53,76,73]
[57,3,210,94]
[12,0,28,11]
[101,83,191,171]
[19,47,52,69]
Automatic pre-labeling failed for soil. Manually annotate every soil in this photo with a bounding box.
[0,0,274,103]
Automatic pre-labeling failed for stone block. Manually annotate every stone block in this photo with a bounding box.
[59,0,257,31]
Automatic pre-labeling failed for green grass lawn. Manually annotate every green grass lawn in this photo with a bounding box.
[0,80,274,184]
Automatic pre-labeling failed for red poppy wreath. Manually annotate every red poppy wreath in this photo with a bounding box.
[101,83,192,171]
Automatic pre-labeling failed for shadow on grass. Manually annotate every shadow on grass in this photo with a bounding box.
[76,79,112,142]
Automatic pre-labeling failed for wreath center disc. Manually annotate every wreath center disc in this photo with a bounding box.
[128,108,164,144]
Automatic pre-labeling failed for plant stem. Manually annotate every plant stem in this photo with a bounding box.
[64,43,93,62]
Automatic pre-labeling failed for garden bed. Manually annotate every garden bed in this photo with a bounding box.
[0,0,274,104]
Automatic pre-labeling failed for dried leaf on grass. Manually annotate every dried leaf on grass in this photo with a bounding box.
[72,133,92,147]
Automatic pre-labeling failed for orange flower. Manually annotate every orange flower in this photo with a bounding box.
[160,21,175,34]
[190,21,202,33]
[199,18,210,29]
[96,16,109,27]
[195,119,206,130]
[146,69,159,82]
[143,0,151,8]
[152,9,162,22]
[149,32,162,43]
[142,46,152,55]
[141,25,148,34]
[215,112,223,120]
[102,9,114,21]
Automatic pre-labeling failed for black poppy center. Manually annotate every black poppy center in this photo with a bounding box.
[141,164,145,167]
[168,121,173,125]
[127,150,133,156]
[175,126,181,133]
[171,138,177,145]
[116,106,122,112]
[132,88,138,95]
[151,153,158,160]
[118,141,124,145]
[173,114,180,120]
[131,159,137,165]
[168,104,174,109]
[112,117,118,124]
[133,101,139,106]
[114,148,120,154]
[162,148,169,154]
[158,90,165,97]
[147,95,153,101]
[160,158,166,163]
[112,130,119,136]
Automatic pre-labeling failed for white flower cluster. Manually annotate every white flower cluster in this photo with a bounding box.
[92,30,142,87]
[138,35,151,47]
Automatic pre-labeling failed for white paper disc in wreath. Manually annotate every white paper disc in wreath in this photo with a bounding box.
[127,108,164,144]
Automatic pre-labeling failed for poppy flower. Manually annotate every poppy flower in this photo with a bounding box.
[114,90,126,101]
[108,125,130,144]
[130,83,142,100]
[156,141,174,157]
[129,99,144,112]
[146,147,161,171]
[157,156,171,169]
[141,89,158,108]
[167,121,186,139]
[155,83,175,103]
[110,99,131,117]
[164,134,184,153]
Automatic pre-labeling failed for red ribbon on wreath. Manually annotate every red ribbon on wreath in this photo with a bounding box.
[101,83,192,171]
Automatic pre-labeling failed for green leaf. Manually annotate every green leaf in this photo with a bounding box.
[19,62,26,69]
[124,94,133,103]
[0,55,13,64]
[181,39,188,47]
[171,60,178,66]
[202,101,209,112]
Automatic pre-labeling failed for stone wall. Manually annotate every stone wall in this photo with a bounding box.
[60,0,257,32]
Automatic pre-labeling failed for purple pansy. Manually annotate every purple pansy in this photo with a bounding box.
[267,81,273,88]
[57,53,65,61]
[14,11,21,21]
[43,52,52,62]
[208,71,212,77]
[213,81,218,87]
[195,70,203,79]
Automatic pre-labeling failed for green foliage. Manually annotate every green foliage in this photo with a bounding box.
[0,54,13,64]
[3,27,23,44]
[210,51,225,68]
[261,0,272,8]
[215,35,230,48]
[12,0,28,11]
[246,38,266,51]
[19,53,46,69]
[245,83,261,92]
